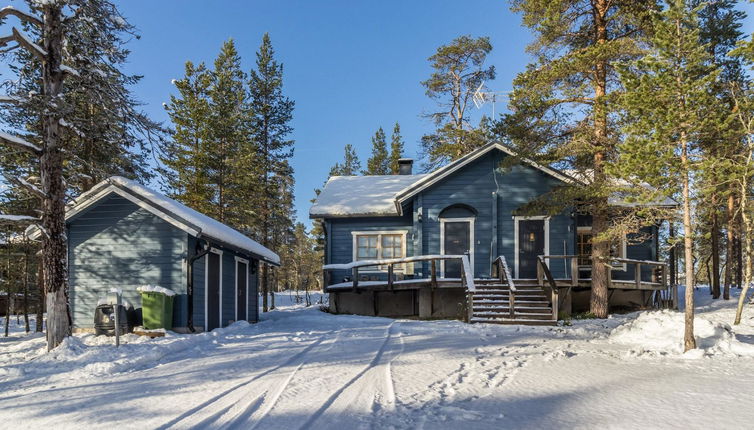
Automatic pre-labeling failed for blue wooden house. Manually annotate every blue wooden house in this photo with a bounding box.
[311,143,676,324]
[30,177,279,333]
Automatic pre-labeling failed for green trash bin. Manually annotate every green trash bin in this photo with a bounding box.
[139,287,175,330]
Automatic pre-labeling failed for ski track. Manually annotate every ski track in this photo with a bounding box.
[301,320,397,430]
[158,330,336,429]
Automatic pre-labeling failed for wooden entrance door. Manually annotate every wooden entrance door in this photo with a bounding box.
[206,251,221,331]
[443,220,472,278]
[518,219,545,279]
[236,260,248,321]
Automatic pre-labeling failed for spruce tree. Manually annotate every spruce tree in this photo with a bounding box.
[421,35,495,169]
[161,61,215,216]
[615,0,721,351]
[248,33,295,312]
[207,39,247,225]
[389,122,404,174]
[501,0,655,318]
[365,127,389,175]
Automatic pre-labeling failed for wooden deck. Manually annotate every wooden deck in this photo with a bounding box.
[323,254,677,325]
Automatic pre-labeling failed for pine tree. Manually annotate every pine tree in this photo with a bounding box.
[0,0,163,349]
[329,144,361,176]
[501,0,656,318]
[615,0,721,351]
[389,122,404,174]
[161,61,215,216]
[421,35,495,169]
[248,33,295,312]
[365,127,389,175]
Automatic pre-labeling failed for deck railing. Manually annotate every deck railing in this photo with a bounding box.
[537,255,675,309]
[492,256,516,319]
[323,254,476,292]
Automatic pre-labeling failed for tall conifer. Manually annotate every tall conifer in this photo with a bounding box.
[365,127,389,175]
[389,122,404,174]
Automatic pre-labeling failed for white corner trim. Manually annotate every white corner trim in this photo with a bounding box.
[439,217,475,278]
[351,230,409,273]
[513,216,550,279]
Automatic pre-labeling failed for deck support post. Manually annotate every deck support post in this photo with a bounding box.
[419,288,432,319]
[387,264,394,290]
[571,257,579,287]
[431,260,437,289]
[635,263,642,290]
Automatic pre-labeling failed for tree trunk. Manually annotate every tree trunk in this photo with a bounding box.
[588,0,611,319]
[23,248,29,333]
[734,150,753,325]
[36,259,44,332]
[681,134,696,351]
[724,192,735,299]
[711,195,721,298]
[736,221,743,289]
[41,5,71,350]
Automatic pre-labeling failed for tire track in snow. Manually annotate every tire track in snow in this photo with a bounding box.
[157,330,335,430]
[301,321,397,430]
[225,330,345,430]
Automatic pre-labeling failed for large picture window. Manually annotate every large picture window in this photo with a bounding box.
[352,230,408,272]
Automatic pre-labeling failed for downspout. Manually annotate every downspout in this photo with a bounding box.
[187,234,210,333]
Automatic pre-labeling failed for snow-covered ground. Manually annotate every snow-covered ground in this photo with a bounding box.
[2,289,754,429]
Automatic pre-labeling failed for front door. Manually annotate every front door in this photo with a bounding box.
[443,220,471,278]
[206,251,221,331]
[518,219,545,279]
[236,260,248,321]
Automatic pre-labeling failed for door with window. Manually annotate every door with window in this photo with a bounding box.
[518,219,545,279]
[442,220,472,278]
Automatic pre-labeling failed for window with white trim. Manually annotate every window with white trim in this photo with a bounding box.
[352,231,407,272]
[576,226,626,268]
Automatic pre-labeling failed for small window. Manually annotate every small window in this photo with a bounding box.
[577,231,592,266]
[353,231,407,272]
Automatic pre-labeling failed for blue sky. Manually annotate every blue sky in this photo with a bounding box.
[7,1,750,228]
[116,0,535,228]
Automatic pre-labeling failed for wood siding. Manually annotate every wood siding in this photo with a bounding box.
[68,194,187,329]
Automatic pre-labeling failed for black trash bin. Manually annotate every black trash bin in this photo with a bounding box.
[94,303,131,336]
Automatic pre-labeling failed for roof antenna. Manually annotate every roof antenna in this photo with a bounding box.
[473,82,511,118]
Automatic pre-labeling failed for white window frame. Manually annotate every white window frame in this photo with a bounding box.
[204,247,223,332]
[439,217,475,278]
[351,230,409,273]
[235,256,249,322]
[513,216,550,279]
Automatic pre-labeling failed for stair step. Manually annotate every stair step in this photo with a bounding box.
[470,318,557,326]
[473,306,552,313]
[472,300,549,307]
[473,311,554,319]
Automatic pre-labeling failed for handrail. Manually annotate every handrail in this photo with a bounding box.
[492,256,516,319]
[536,256,559,321]
[323,254,476,292]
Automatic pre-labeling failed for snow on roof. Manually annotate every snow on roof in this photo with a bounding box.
[107,177,280,265]
[28,177,279,265]
[563,170,678,207]
[310,174,427,217]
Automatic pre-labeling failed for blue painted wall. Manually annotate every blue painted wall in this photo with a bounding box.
[322,148,659,284]
[68,194,187,329]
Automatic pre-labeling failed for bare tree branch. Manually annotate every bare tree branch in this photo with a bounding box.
[0,6,43,28]
[11,177,45,200]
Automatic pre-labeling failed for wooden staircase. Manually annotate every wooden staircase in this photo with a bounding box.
[469,257,557,326]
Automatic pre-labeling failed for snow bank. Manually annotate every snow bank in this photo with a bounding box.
[137,285,176,296]
[609,310,754,358]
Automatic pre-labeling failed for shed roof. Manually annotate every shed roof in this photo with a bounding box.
[28,176,280,265]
